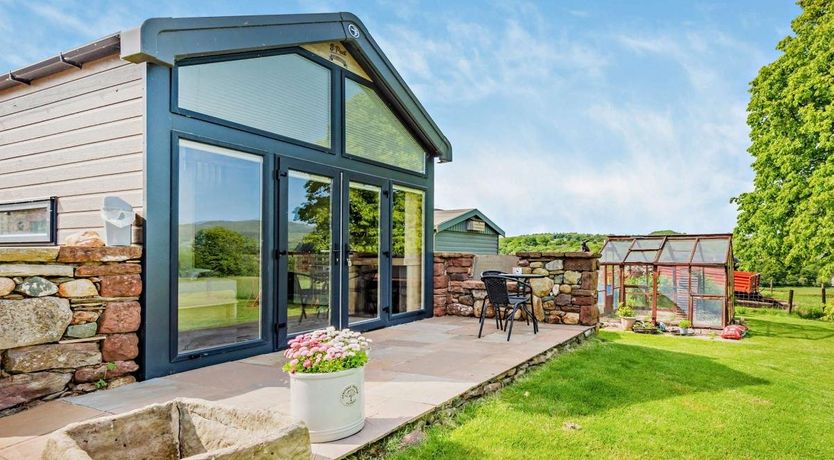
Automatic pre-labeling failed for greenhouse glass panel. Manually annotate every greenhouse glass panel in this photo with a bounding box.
[693,298,723,328]
[691,267,726,296]
[625,250,659,263]
[632,238,663,250]
[600,240,632,263]
[657,239,696,263]
[691,238,730,264]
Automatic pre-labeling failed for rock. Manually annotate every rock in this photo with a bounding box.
[0,264,73,278]
[532,268,549,276]
[0,247,60,262]
[63,230,105,247]
[14,277,58,297]
[458,295,474,306]
[65,322,98,339]
[530,277,554,297]
[73,382,99,393]
[461,280,485,290]
[107,375,136,389]
[99,275,142,297]
[564,258,594,271]
[555,293,572,306]
[563,270,582,285]
[400,429,426,448]
[3,343,101,373]
[58,279,98,298]
[551,284,561,295]
[98,301,141,333]
[71,310,100,325]
[521,267,532,274]
[563,313,580,325]
[0,297,72,348]
[446,303,473,317]
[532,296,545,321]
[572,289,595,297]
[572,295,597,306]
[553,274,564,284]
[559,284,572,294]
[57,246,142,263]
[447,257,473,267]
[580,305,600,325]
[581,272,598,290]
[0,277,14,296]
[545,260,563,271]
[102,333,139,361]
[433,275,448,289]
[0,372,71,409]
[472,289,487,300]
[529,262,543,269]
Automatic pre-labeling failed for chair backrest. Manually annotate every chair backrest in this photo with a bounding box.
[481,274,511,306]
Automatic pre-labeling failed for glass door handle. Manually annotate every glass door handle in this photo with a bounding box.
[332,245,340,265]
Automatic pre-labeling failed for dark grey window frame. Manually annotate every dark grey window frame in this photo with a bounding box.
[142,49,435,379]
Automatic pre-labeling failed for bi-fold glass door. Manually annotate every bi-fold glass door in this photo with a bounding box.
[277,162,393,346]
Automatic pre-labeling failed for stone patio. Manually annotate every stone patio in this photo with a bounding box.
[0,316,594,459]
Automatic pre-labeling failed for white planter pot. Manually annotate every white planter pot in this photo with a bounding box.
[679,328,689,335]
[290,366,365,443]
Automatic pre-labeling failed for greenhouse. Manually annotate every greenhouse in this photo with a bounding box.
[598,234,734,328]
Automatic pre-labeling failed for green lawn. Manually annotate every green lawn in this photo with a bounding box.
[392,311,834,459]
[766,286,825,306]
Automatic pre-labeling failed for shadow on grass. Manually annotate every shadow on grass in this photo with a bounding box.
[744,316,834,341]
[499,338,768,418]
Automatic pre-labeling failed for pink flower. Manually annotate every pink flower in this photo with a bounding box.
[303,359,312,368]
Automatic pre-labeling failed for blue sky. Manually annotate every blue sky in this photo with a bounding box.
[0,0,800,236]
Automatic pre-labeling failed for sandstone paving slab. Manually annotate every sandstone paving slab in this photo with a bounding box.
[67,378,231,414]
[166,361,290,393]
[0,400,105,449]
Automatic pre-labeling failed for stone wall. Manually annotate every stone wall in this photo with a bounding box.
[0,246,142,414]
[433,251,599,326]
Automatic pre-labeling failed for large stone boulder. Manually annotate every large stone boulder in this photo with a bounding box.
[0,372,71,410]
[0,297,72,349]
[3,343,101,373]
[0,263,73,277]
[0,247,60,262]
[99,275,142,297]
[580,305,600,326]
[545,259,563,271]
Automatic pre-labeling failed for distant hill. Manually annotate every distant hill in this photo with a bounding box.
[499,230,685,255]
[178,220,316,248]
[499,233,606,255]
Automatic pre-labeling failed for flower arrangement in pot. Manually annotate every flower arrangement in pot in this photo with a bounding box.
[678,319,692,336]
[283,327,371,443]
[617,305,636,331]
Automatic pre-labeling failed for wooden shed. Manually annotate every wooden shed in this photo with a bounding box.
[433,209,504,255]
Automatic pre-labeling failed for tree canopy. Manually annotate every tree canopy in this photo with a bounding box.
[733,0,834,285]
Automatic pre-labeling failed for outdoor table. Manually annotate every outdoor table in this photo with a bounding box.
[494,272,546,325]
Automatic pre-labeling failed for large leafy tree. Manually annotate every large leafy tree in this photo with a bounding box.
[733,0,834,285]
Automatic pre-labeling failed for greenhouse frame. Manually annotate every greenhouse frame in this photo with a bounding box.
[598,234,734,329]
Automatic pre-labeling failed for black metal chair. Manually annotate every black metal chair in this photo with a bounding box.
[479,274,539,341]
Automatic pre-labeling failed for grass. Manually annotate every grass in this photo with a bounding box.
[760,286,828,319]
[392,311,834,459]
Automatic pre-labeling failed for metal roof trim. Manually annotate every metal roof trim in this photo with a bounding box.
[0,34,121,92]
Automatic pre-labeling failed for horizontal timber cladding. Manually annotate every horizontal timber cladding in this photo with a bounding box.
[435,231,499,255]
[0,54,146,244]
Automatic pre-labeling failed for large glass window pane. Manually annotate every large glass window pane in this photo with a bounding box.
[178,54,331,147]
[287,170,333,334]
[624,250,659,263]
[632,238,663,250]
[392,186,424,314]
[177,140,262,353]
[345,79,426,173]
[348,182,381,324]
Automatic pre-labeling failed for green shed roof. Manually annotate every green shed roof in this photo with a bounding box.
[433,208,505,236]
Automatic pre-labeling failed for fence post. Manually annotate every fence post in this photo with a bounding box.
[822,283,827,306]
[788,289,794,314]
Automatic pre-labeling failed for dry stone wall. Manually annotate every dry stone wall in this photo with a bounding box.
[433,251,599,326]
[0,246,142,414]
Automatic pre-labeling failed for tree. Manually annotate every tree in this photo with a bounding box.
[193,226,259,277]
[733,0,834,285]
